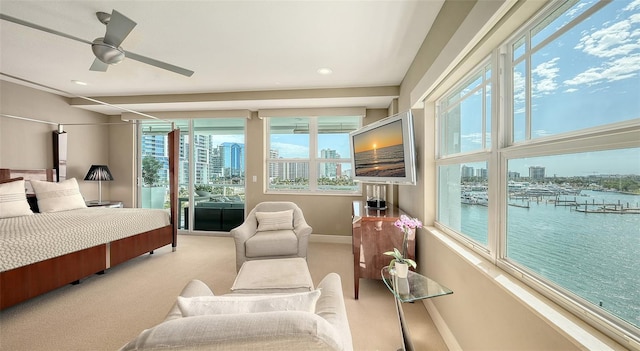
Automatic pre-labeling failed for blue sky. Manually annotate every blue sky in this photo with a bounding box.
[521,0,640,133]
[461,0,640,176]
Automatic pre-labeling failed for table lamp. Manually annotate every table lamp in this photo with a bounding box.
[84,165,114,205]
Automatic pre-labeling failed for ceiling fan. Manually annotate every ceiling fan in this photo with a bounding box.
[0,10,194,77]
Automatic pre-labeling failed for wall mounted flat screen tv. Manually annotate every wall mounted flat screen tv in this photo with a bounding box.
[349,111,416,185]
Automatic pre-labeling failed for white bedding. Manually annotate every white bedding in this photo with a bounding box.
[0,208,171,272]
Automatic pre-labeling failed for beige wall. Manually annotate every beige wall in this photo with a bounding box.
[108,116,137,208]
[0,81,111,201]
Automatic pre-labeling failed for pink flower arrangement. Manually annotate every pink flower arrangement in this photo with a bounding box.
[393,215,422,232]
[393,215,422,259]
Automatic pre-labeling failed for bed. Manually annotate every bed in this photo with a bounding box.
[0,169,177,310]
[0,128,179,310]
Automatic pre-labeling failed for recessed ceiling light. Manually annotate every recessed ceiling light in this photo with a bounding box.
[71,80,88,86]
[317,68,333,75]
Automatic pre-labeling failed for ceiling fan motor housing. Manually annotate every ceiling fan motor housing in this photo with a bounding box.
[91,38,125,64]
[0,11,193,75]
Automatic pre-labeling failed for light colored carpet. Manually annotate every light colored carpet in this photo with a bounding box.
[0,235,448,351]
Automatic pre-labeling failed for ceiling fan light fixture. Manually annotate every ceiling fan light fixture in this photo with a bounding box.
[91,38,125,65]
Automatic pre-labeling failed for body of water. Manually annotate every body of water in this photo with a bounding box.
[461,190,640,328]
[354,144,405,177]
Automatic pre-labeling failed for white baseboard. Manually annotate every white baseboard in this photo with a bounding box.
[423,299,462,351]
[309,234,351,244]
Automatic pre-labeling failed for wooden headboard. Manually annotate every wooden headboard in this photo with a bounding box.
[0,168,56,194]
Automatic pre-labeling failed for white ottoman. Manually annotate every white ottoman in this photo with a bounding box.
[230,257,314,294]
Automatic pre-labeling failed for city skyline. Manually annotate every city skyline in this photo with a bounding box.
[463,148,640,181]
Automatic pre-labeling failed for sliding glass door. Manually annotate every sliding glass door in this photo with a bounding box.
[139,118,245,233]
[139,120,188,211]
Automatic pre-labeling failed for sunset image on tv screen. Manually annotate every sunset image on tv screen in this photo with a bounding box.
[353,119,405,177]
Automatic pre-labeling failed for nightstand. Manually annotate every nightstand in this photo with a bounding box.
[85,201,123,208]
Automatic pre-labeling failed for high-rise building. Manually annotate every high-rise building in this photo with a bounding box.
[142,134,245,185]
[193,135,209,184]
[320,148,339,178]
[141,134,169,182]
[529,166,545,181]
[462,165,474,178]
[268,150,279,179]
[279,162,309,180]
[217,142,244,177]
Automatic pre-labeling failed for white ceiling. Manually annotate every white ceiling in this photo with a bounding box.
[0,1,443,115]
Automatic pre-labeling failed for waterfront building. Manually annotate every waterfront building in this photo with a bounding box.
[320,148,339,178]
[529,166,546,181]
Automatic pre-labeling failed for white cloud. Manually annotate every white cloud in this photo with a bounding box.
[575,13,640,58]
[533,57,560,95]
[513,70,526,108]
[567,2,590,18]
[564,54,640,86]
[624,0,640,12]
[564,4,640,89]
[509,2,639,122]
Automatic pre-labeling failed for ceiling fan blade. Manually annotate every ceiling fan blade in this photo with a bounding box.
[125,51,194,77]
[103,10,136,47]
[89,58,109,72]
[0,13,92,45]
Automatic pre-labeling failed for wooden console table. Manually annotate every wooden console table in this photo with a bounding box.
[352,201,415,299]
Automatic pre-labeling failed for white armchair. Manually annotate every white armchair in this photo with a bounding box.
[231,202,312,271]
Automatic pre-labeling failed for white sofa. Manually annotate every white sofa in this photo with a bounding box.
[120,272,353,351]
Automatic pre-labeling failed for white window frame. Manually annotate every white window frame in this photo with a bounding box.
[435,57,496,260]
[433,0,640,344]
[265,115,361,195]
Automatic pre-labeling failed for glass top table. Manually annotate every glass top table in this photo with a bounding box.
[381,266,453,302]
[381,266,453,351]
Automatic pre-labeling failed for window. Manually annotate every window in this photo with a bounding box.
[438,161,489,246]
[512,0,639,142]
[140,118,246,232]
[439,64,492,155]
[140,120,189,210]
[435,0,640,342]
[267,116,360,193]
[505,148,640,333]
[436,62,492,248]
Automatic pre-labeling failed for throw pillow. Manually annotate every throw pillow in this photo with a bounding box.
[31,178,86,213]
[177,289,321,317]
[256,209,294,231]
[0,178,34,218]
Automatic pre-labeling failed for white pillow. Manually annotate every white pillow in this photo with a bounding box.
[30,178,87,213]
[0,179,34,218]
[177,289,321,317]
[256,209,294,231]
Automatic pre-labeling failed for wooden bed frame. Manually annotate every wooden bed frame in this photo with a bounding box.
[0,130,179,310]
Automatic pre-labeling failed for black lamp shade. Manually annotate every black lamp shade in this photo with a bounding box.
[84,165,114,181]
